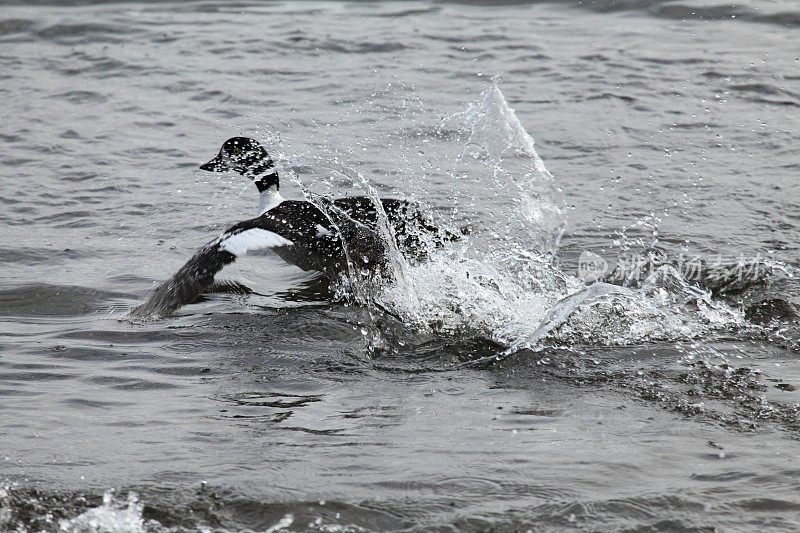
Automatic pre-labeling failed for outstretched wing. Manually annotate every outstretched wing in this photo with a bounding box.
[130,218,292,319]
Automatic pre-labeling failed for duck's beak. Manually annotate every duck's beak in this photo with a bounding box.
[199,152,229,172]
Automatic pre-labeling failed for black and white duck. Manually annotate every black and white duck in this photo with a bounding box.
[132,137,460,318]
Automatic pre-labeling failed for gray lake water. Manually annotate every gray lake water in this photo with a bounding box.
[1,1,800,531]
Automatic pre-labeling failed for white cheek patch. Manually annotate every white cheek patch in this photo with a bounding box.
[219,228,293,257]
[315,224,332,237]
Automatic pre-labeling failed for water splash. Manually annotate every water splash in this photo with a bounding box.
[542,266,744,347]
[444,80,566,256]
[266,155,430,353]
[233,82,744,357]
[283,160,422,312]
[369,83,744,355]
[265,513,294,532]
[58,491,155,533]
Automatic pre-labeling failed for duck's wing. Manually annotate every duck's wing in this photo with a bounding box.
[130,217,293,319]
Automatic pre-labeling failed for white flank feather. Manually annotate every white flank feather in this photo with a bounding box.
[219,228,293,257]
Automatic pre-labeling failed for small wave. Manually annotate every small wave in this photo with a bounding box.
[372,7,441,18]
[586,92,636,103]
[83,374,181,391]
[637,56,710,65]
[0,18,34,36]
[36,22,131,43]
[35,210,99,229]
[739,97,800,108]
[730,83,799,98]
[286,38,411,54]
[728,83,800,107]
[652,4,800,28]
[55,50,144,77]
[0,247,52,265]
[0,284,128,317]
[420,32,512,43]
[53,90,108,104]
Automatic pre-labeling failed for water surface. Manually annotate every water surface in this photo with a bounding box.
[1,1,800,531]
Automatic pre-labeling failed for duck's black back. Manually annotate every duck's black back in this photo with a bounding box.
[258,200,347,275]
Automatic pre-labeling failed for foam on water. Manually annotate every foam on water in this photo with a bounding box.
[58,491,153,533]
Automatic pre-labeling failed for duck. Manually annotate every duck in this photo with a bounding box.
[199,137,459,253]
[131,137,459,318]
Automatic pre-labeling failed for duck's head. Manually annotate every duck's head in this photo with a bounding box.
[200,137,279,191]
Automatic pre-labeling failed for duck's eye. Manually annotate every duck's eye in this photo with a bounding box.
[232,147,241,156]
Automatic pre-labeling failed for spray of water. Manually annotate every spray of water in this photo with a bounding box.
[58,491,151,533]
[238,81,746,358]
[444,80,567,256]
[360,82,742,354]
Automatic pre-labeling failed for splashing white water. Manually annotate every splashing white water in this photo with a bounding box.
[265,513,294,532]
[58,491,155,533]
[264,82,743,354]
[443,81,566,256]
[371,83,743,352]
[286,161,427,327]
